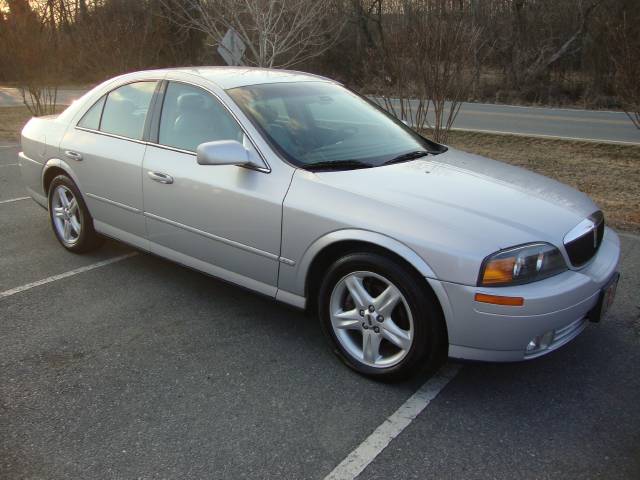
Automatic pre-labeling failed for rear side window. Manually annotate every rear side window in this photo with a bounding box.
[100,81,156,140]
[158,82,243,152]
[77,95,106,130]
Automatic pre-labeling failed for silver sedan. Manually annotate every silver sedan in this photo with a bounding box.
[19,67,621,380]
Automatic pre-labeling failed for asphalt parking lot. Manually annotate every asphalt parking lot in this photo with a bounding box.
[1,144,639,479]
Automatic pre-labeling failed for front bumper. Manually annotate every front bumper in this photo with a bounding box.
[430,227,621,362]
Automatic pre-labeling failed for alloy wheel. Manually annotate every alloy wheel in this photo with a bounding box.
[329,271,414,368]
[51,185,82,246]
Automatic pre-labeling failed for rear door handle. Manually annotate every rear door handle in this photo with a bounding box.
[147,171,174,184]
[64,150,83,161]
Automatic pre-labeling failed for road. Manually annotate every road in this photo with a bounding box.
[2,86,639,145]
[1,144,639,479]
[372,97,640,145]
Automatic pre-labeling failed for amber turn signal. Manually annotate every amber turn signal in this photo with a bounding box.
[474,293,524,306]
[480,258,515,285]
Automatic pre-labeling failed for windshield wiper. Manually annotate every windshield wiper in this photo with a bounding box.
[304,159,374,171]
[382,150,430,165]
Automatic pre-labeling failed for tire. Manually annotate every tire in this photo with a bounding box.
[318,252,446,381]
[48,175,103,253]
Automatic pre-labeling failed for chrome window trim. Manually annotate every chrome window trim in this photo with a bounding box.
[75,126,149,146]
[74,128,270,173]
[74,78,272,174]
[146,142,197,157]
[85,192,141,213]
[74,79,161,141]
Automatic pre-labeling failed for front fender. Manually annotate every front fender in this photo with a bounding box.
[276,228,455,341]
[297,229,438,287]
[276,228,440,307]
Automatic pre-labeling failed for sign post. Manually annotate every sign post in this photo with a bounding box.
[218,28,246,66]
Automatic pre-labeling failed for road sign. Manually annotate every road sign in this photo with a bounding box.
[218,28,246,66]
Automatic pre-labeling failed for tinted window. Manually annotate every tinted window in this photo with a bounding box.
[77,95,105,130]
[100,81,156,140]
[159,82,243,152]
[228,82,443,168]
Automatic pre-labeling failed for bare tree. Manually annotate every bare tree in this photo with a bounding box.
[2,0,637,112]
[1,0,61,116]
[522,1,601,87]
[371,1,481,143]
[608,11,640,129]
[161,0,346,68]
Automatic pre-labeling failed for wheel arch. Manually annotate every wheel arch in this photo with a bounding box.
[42,158,81,195]
[301,230,440,308]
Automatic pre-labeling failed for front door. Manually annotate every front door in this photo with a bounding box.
[142,81,291,295]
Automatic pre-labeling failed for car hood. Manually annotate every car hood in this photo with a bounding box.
[311,148,598,250]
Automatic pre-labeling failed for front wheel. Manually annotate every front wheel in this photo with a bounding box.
[48,175,103,253]
[318,252,446,381]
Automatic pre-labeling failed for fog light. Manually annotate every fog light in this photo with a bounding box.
[526,330,555,353]
[526,339,539,352]
[539,331,554,349]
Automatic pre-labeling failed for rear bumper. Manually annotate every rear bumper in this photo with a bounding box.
[18,151,47,208]
[430,227,621,362]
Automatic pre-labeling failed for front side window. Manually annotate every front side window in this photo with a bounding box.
[100,81,156,140]
[77,95,106,130]
[158,82,243,152]
[227,82,444,169]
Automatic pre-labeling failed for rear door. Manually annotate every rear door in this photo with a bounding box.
[60,80,158,247]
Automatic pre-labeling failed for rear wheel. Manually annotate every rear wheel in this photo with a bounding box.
[48,175,103,253]
[318,252,446,380]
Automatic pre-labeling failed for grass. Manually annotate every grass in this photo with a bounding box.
[1,106,638,231]
[0,106,36,142]
[0,105,66,142]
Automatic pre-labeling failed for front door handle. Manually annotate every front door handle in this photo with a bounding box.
[64,150,83,161]
[147,171,174,184]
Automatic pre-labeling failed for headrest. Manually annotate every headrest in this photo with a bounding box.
[253,103,277,123]
[177,93,205,110]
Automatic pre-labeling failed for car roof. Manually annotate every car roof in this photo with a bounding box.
[162,66,333,90]
[55,67,334,125]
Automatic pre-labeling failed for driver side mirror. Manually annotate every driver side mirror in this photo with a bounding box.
[196,140,267,170]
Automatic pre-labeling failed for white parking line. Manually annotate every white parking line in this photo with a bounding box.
[0,252,138,300]
[0,163,18,168]
[324,363,461,480]
[0,196,30,204]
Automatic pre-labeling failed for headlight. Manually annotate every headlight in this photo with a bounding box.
[478,243,567,286]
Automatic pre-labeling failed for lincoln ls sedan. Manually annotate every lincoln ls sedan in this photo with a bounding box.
[19,67,620,380]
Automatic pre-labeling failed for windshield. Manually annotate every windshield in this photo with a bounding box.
[227,82,445,170]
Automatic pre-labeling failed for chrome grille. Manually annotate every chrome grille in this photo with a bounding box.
[564,211,604,267]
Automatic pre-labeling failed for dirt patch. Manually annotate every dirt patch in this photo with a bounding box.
[441,130,640,233]
[0,107,33,142]
[0,106,65,142]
